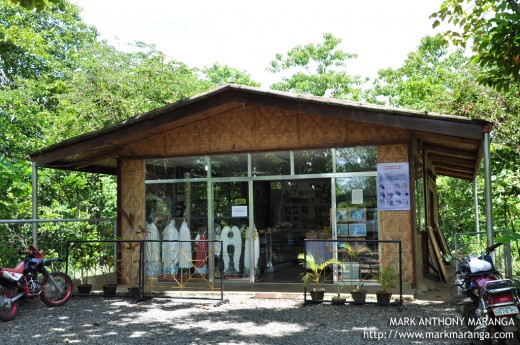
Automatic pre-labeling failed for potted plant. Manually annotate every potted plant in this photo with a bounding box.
[376,267,398,305]
[99,243,118,297]
[350,280,367,304]
[73,243,94,295]
[331,279,347,305]
[298,252,340,304]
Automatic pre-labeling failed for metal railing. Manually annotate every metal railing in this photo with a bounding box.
[302,239,403,306]
[66,239,224,301]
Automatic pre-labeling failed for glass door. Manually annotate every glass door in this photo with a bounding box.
[213,181,251,279]
[254,178,331,283]
[335,176,379,282]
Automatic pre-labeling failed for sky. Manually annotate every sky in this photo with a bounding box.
[72,0,444,88]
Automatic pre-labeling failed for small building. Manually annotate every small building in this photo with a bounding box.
[30,84,492,288]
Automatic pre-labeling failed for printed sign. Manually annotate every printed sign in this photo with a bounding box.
[377,162,411,211]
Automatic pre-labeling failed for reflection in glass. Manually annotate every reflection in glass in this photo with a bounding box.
[294,149,333,174]
[146,156,207,180]
[251,151,290,176]
[335,176,379,282]
[211,154,248,177]
[213,182,249,277]
[336,146,377,172]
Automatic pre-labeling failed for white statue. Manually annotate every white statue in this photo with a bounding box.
[178,220,192,273]
[145,221,161,278]
[244,226,260,275]
[162,219,179,275]
[221,225,242,274]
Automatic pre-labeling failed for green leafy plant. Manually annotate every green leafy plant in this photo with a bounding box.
[352,281,366,293]
[297,252,340,290]
[379,267,398,292]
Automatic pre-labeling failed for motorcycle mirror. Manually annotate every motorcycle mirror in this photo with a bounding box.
[443,254,453,263]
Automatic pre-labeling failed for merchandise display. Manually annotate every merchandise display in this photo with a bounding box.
[244,226,260,275]
[145,220,161,278]
[178,220,193,272]
[162,219,179,275]
[221,225,242,274]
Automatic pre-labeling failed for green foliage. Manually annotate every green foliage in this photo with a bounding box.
[369,34,520,259]
[10,0,63,12]
[379,267,398,292]
[202,63,260,87]
[0,0,97,87]
[431,0,520,91]
[367,35,467,112]
[268,33,364,99]
[298,251,340,289]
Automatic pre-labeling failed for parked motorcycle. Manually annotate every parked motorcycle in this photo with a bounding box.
[452,242,520,342]
[0,245,73,321]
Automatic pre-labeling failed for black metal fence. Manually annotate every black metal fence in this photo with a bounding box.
[0,218,116,268]
[66,239,224,301]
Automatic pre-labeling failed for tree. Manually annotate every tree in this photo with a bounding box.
[432,0,520,91]
[369,34,520,253]
[10,0,62,11]
[366,35,467,112]
[202,63,260,87]
[53,41,211,137]
[0,0,97,87]
[267,33,364,99]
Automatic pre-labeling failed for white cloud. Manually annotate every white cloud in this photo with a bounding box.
[73,0,444,87]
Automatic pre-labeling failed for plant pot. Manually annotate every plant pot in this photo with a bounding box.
[102,284,118,297]
[309,288,325,304]
[128,287,140,298]
[77,283,92,295]
[331,297,346,305]
[350,291,367,304]
[376,292,392,305]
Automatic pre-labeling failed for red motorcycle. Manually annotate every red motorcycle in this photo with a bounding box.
[452,242,520,342]
[0,245,73,321]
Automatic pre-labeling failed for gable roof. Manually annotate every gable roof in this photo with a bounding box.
[29,84,491,179]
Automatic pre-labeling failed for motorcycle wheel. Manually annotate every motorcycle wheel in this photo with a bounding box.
[0,287,18,322]
[40,272,73,307]
[463,302,494,345]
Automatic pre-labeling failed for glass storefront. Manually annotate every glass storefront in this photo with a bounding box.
[144,146,378,283]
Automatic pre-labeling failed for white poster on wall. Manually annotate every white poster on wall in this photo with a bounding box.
[232,206,248,217]
[352,189,363,204]
[377,162,411,211]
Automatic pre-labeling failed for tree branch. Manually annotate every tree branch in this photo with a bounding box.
[506,0,520,15]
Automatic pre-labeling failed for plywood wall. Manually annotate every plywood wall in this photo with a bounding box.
[378,144,414,287]
[118,159,145,285]
[126,105,411,156]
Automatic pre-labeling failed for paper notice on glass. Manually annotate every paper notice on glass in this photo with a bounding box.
[352,189,363,204]
[232,206,248,217]
[377,162,411,211]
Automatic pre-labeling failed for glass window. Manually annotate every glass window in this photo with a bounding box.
[251,151,291,176]
[336,146,377,172]
[294,149,332,175]
[146,156,207,180]
[335,176,379,282]
[211,154,248,178]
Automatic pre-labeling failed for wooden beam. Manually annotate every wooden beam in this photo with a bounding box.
[424,144,477,160]
[432,162,475,174]
[428,154,475,168]
[435,167,474,180]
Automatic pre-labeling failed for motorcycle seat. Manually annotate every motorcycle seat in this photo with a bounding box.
[2,261,24,274]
